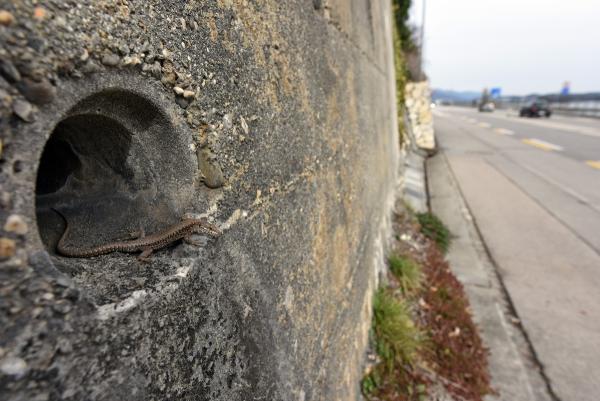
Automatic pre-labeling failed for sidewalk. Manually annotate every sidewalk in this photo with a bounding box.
[426,152,554,401]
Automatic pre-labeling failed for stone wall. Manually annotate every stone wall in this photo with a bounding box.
[0,1,400,400]
[405,81,436,151]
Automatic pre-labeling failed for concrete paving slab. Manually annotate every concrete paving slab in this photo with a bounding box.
[403,152,428,213]
[428,152,554,401]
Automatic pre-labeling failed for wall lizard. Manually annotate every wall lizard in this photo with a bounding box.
[52,208,221,261]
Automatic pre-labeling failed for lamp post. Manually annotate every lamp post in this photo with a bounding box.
[418,0,426,80]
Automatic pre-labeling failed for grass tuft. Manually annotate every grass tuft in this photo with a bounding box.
[373,288,423,371]
[416,212,451,254]
[389,254,422,295]
[361,372,378,396]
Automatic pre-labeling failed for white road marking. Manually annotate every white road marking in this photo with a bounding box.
[518,162,600,215]
[521,138,563,152]
[494,128,515,135]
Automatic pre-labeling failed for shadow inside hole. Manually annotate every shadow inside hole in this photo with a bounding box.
[36,114,142,254]
[36,115,133,195]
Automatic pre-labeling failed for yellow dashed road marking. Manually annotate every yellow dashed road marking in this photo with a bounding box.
[478,122,491,128]
[494,128,515,135]
[522,138,563,152]
[586,160,600,169]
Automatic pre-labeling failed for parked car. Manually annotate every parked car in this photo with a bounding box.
[478,102,495,112]
[520,100,552,117]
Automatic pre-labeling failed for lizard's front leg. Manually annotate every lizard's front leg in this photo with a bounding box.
[137,248,153,262]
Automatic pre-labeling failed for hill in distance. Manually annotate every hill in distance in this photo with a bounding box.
[431,89,481,102]
[432,88,600,103]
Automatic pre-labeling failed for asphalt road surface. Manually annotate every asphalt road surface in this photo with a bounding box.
[432,106,600,401]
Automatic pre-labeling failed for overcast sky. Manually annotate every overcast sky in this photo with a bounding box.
[411,0,600,95]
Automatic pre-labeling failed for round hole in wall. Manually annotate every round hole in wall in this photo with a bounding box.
[35,88,197,257]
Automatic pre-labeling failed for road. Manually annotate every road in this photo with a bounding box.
[432,106,600,401]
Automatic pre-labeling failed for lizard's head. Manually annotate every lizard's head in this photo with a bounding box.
[193,219,222,237]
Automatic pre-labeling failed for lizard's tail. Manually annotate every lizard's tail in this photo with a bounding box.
[50,207,69,252]
[50,208,107,257]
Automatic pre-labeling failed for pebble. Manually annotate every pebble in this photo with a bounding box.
[33,6,47,21]
[173,86,185,95]
[18,78,55,105]
[13,99,33,122]
[81,60,102,74]
[52,301,72,315]
[0,237,16,259]
[4,214,28,235]
[0,356,28,378]
[0,192,10,208]
[223,113,233,129]
[175,96,189,109]
[240,115,249,135]
[117,43,130,56]
[101,53,120,67]
[142,61,161,78]
[0,10,14,26]
[182,89,196,99]
[144,53,156,63]
[198,148,225,188]
[0,59,21,83]
[0,88,10,102]
[53,16,66,29]
[12,160,23,173]
[57,338,73,354]
[161,61,177,85]
[122,56,142,66]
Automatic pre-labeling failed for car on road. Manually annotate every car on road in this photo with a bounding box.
[478,102,495,112]
[519,99,552,117]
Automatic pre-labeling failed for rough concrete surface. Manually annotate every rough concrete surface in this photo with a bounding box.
[0,1,400,400]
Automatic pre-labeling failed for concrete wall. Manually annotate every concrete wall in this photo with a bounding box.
[0,1,399,400]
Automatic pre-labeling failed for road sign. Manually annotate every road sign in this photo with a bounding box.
[561,81,570,96]
[490,87,502,98]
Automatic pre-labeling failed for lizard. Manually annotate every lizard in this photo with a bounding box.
[52,208,221,262]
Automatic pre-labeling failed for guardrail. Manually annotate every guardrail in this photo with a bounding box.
[478,100,600,119]
[548,101,600,118]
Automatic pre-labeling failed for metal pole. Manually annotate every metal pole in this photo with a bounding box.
[419,0,426,81]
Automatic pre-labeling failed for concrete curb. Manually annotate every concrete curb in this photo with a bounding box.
[426,151,555,401]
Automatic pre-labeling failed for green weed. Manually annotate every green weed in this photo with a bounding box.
[361,372,378,396]
[388,254,422,295]
[373,288,423,371]
[416,212,451,254]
